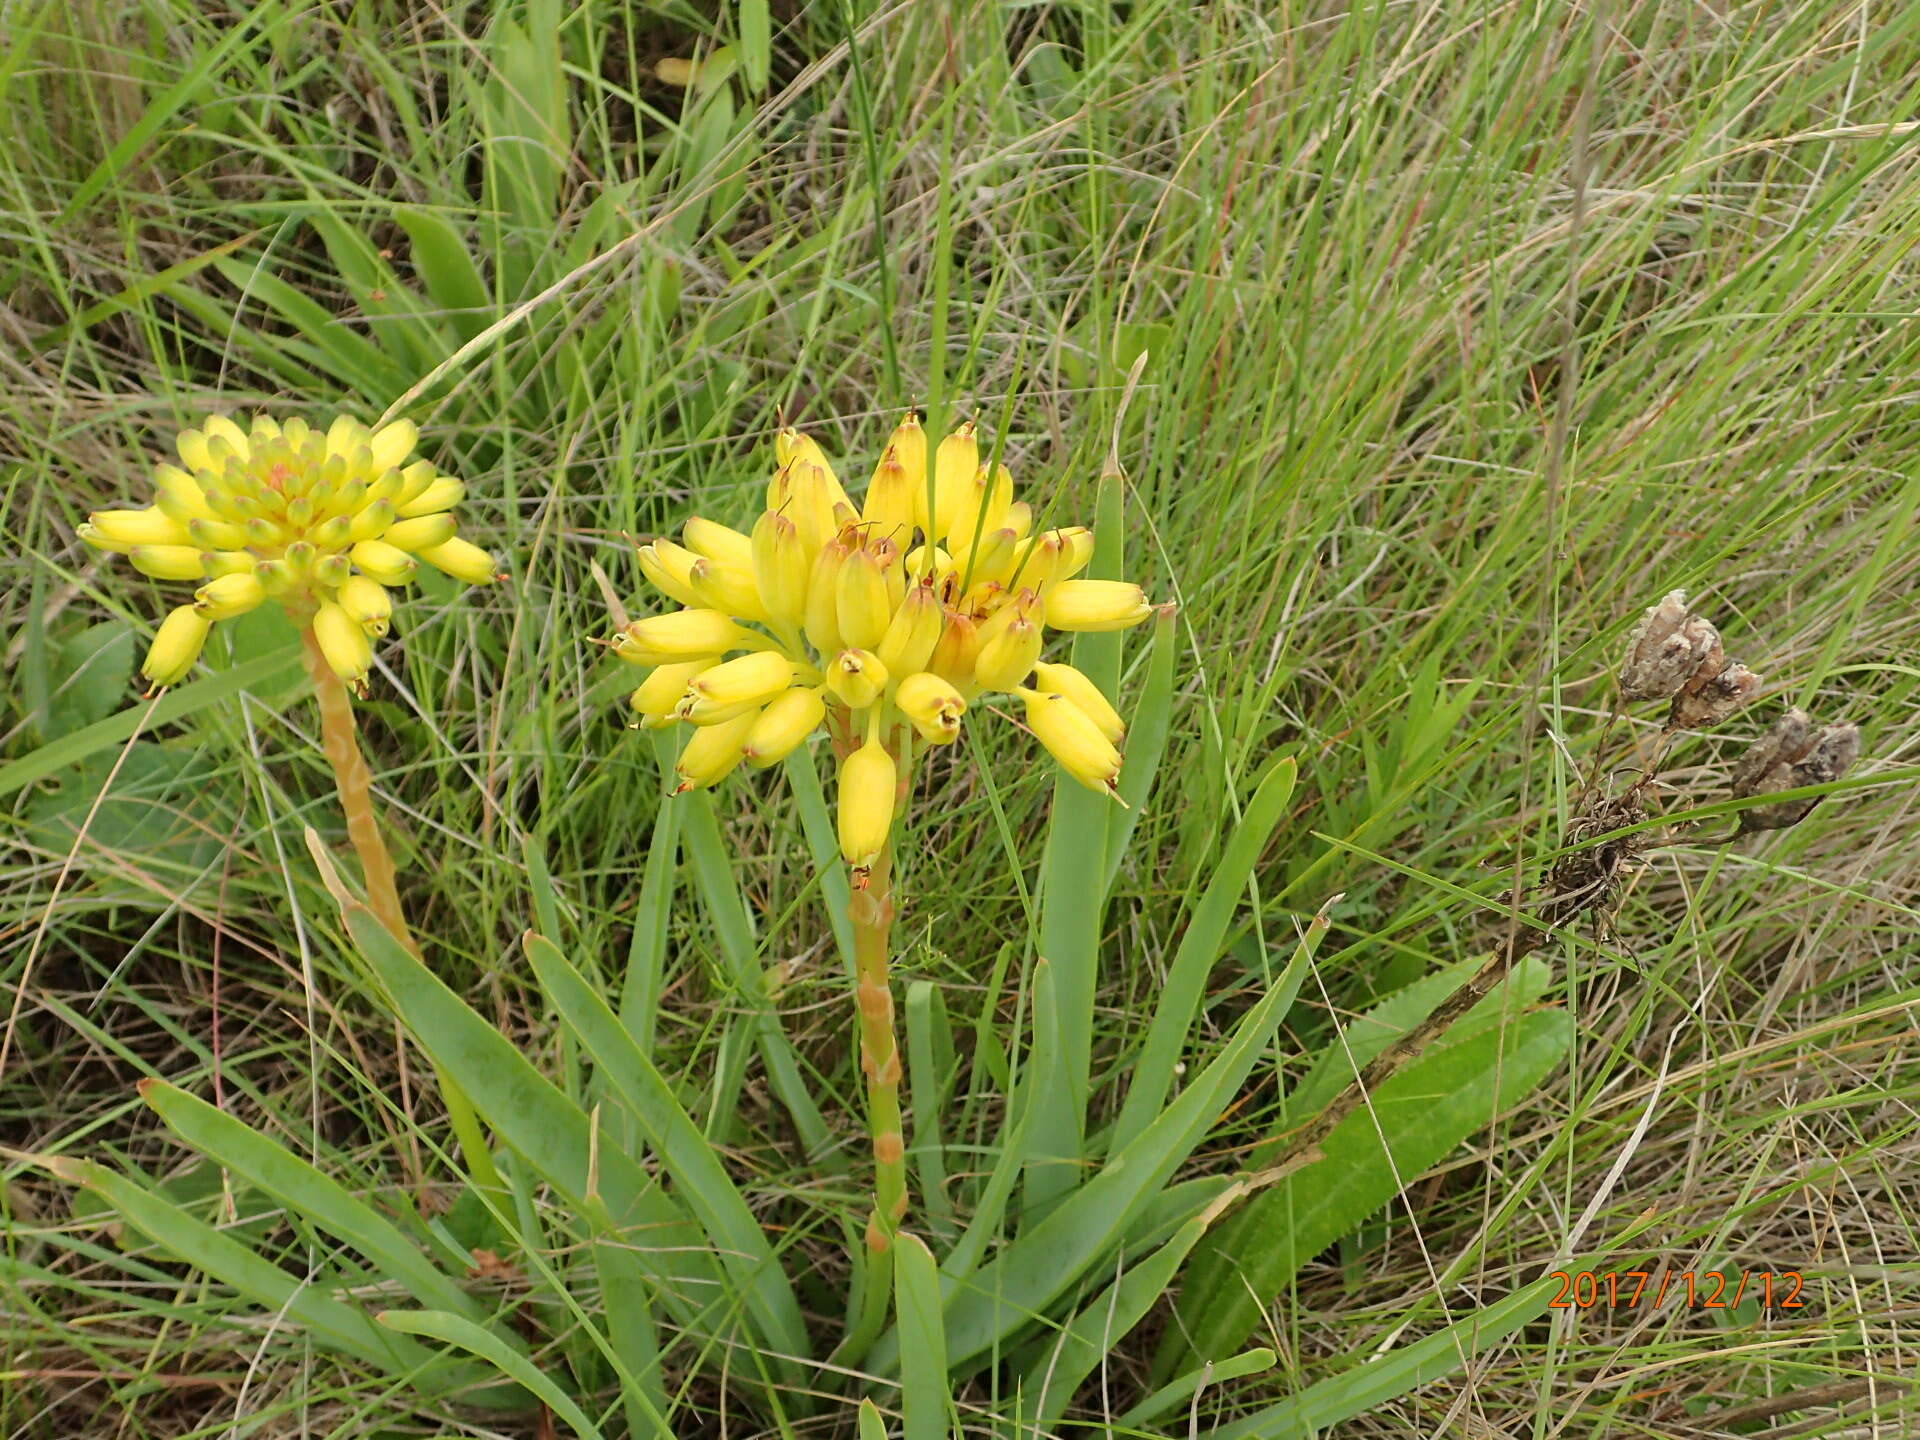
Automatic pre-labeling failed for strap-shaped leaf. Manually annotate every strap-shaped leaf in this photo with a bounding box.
[1019,1212,1211,1430]
[875,906,1329,1378]
[1110,753,1297,1154]
[139,1079,488,1325]
[894,1233,952,1440]
[379,1309,603,1438]
[339,903,724,1338]
[522,931,810,1364]
[1165,1006,1573,1371]
[1104,603,1178,891]
[1023,474,1129,1213]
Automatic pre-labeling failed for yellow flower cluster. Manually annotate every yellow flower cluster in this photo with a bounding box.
[614,415,1154,879]
[79,414,499,692]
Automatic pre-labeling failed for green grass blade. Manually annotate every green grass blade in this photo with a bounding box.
[679,789,835,1158]
[1019,1212,1210,1430]
[1110,754,1297,1154]
[336,902,725,1335]
[0,647,303,802]
[377,1308,604,1439]
[1116,1348,1277,1430]
[1104,603,1178,892]
[1200,1278,1565,1440]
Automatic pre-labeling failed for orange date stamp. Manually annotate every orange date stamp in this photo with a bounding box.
[1548,1269,1808,1311]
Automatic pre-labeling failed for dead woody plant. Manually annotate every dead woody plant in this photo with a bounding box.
[1247,589,1861,1192]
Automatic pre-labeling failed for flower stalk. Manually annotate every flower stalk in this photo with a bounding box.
[302,629,503,1199]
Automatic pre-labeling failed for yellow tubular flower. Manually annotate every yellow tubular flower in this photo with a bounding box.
[631,659,715,725]
[142,605,212,686]
[876,582,945,676]
[836,547,892,650]
[838,736,897,874]
[622,608,750,664]
[313,601,374,687]
[1044,579,1153,632]
[744,686,827,766]
[973,615,1043,693]
[924,421,979,542]
[896,672,965,744]
[683,516,755,569]
[639,541,704,607]
[752,511,810,622]
[1019,687,1123,795]
[78,412,497,691]
[690,650,796,707]
[804,539,850,654]
[675,710,759,791]
[826,648,888,710]
[1032,661,1126,743]
[611,410,1156,854]
[337,575,393,636]
[194,571,268,621]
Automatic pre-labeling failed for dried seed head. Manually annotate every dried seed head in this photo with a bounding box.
[1621,591,1721,702]
[1727,707,1814,797]
[1736,721,1862,835]
[1668,660,1762,730]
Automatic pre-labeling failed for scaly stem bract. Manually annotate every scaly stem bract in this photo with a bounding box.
[302,630,504,1200]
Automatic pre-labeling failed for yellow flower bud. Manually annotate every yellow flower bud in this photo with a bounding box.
[944,461,1014,554]
[905,544,956,585]
[688,555,771,623]
[690,650,796,707]
[630,658,713,713]
[876,582,946,676]
[382,514,459,552]
[861,446,917,545]
[836,547,892,650]
[825,648,888,710]
[141,605,212,687]
[395,477,465,518]
[205,550,256,578]
[202,414,251,461]
[1004,500,1034,540]
[896,672,965,744]
[1019,687,1122,795]
[744,686,826,766]
[929,611,980,689]
[1044,579,1151,632]
[350,539,420,585]
[337,575,393,636]
[882,412,927,499]
[677,694,765,725]
[675,709,758,791]
[640,540,705,608]
[955,526,1018,590]
[786,460,845,557]
[804,538,850,655]
[129,545,208,581]
[972,615,1043,692]
[313,600,375,686]
[368,419,418,471]
[83,507,193,552]
[838,736,897,874]
[752,511,810,623]
[622,608,750,665]
[152,465,216,523]
[1031,661,1125,742]
[682,516,755,570]
[927,421,979,541]
[416,536,500,585]
[193,570,267,621]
